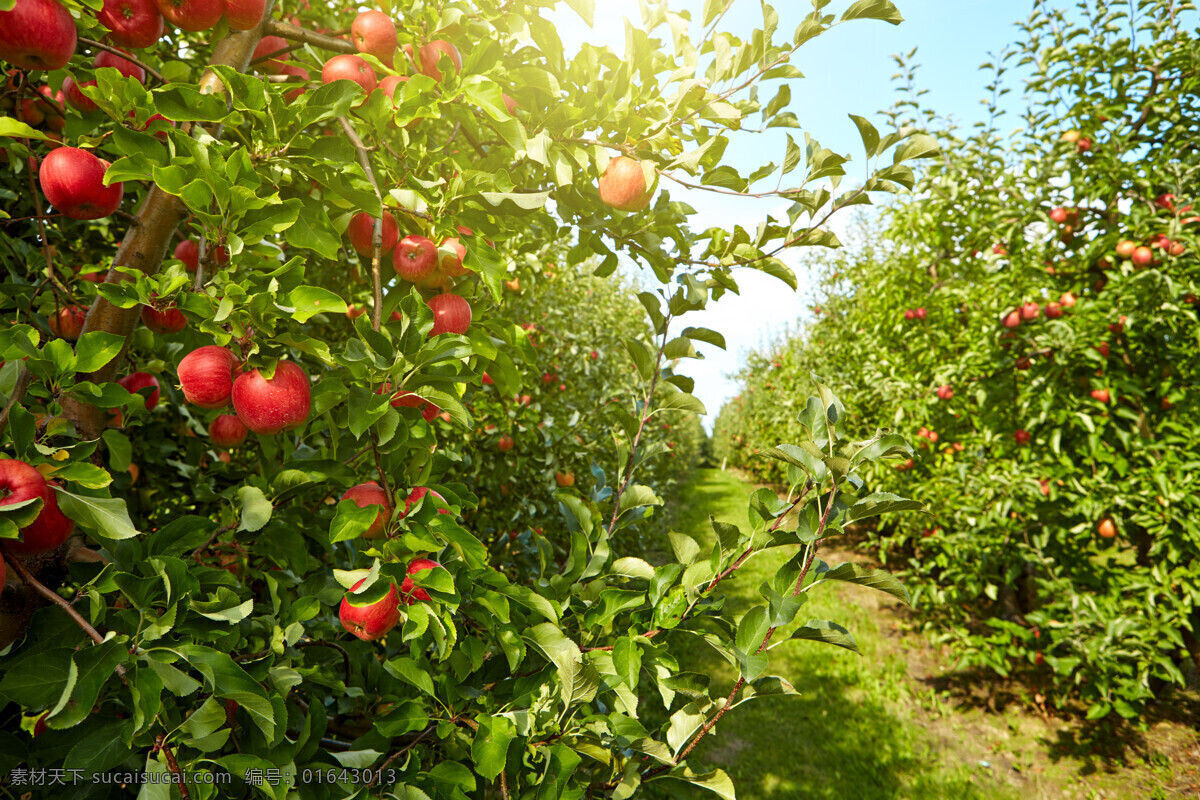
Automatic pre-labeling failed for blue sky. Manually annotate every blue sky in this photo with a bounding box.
[550,0,1037,427]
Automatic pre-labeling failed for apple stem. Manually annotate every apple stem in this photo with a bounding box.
[79,37,168,85]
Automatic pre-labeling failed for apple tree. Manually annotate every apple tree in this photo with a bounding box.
[0,0,931,795]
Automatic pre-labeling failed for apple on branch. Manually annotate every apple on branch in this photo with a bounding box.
[0,0,78,71]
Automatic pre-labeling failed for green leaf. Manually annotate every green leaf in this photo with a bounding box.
[848,114,880,156]
[815,562,910,604]
[758,257,797,289]
[237,486,272,532]
[785,619,859,653]
[73,332,125,374]
[734,606,770,680]
[894,132,939,163]
[564,0,594,25]
[681,326,726,350]
[56,489,139,540]
[757,444,827,481]
[281,285,348,322]
[653,767,737,800]
[383,656,435,696]
[330,498,382,543]
[622,337,655,381]
[841,0,903,24]
[48,639,126,729]
[847,492,923,522]
[176,645,276,740]
[472,714,516,782]
[525,623,597,707]
[0,117,50,141]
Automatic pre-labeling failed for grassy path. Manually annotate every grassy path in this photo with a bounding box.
[668,469,1196,800]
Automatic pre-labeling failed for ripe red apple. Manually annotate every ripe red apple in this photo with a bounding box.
[1154,193,1176,212]
[1059,291,1077,308]
[497,434,514,452]
[414,39,461,81]
[152,0,222,31]
[1014,429,1032,445]
[1115,239,1137,259]
[49,305,86,339]
[438,238,469,276]
[252,35,289,72]
[427,293,471,336]
[420,401,439,423]
[174,239,200,271]
[98,0,164,48]
[590,350,599,361]
[993,243,1008,256]
[1045,301,1063,319]
[401,486,449,517]
[1168,241,1185,257]
[0,461,76,556]
[392,234,437,282]
[399,558,442,604]
[39,147,124,220]
[1019,301,1040,321]
[903,309,915,321]
[351,10,396,65]
[222,0,264,30]
[1090,388,1110,404]
[118,372,160,410]
[1096,342,1109,358]
[0,0,78,71]
[555,472,575,488]
[141,302,187,334]
[1076,137,1091,152]
[62,75,99,112]
[481,372,494,385]
[1002,311,1021,329]
[178,345,239,409]
[231,361,312,435]
[339,578,400,641]
[1049,207,1068,224]
[1131,246,1153,267]
[502,93,518,115]
[321,54,377,96]
[1097,517,1116,539]
[936,384,953,400]
[598,156,653,212]
[209,414,247,447]
[94,47,146,82]
[378,74,407,102]
[1039,479,1051,497]
[341,481,392,538]
[347,211,398,256]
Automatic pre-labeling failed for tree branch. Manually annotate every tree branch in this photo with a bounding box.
[79,37,168,85]
[265,19,357,55]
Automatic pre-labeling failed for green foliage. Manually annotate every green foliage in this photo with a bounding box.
[0,0,929,795]
[714,0,1200,721]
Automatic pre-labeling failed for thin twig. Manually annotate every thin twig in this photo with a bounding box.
[155,734,192,800]
[190,522,236,561]
[367,725,436,786]
[265,19,357,55]
[296,640,352,682]
[0,368,32,440]
[338,116,385,331]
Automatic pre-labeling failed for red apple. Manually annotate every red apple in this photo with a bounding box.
[0,462,76,556]
[1090,388,1110,404]
[230,360,312,435]
[209,414,247,447]
[1115,239,1137,259]
[1019,301,1040,321]
[341,481,392,538]
[48,305,86,339]
[378,74,407,102]
[1097,517,1116,539]
[1045,301,1063,319]
[178,345,239,409]
[39,147,124,220]
[936,384,953,400]
[174,239,200,271]
[400,486,449,518]
[251,35,289,73]
[98,0,164,48]
[502,93,518,115]
[481,372,494,385]
[339,578,400,641]
[420,401,439,423]
[141,303,187,334]
[347,211,398,256]
[598,156,653,212]
[152,0,222,31]
[118,372,160,410]
[1131,246,1153,267]
[414,39,461,81]
[427,293,471,336]
[393,234,437,282]
[1097,342,1110,358]
[1002,311,1021,329]
[62,75,99,112]
[903,309,915,321]
[498,434,514,452]
[1049,207,1068,224]
[438,238,469,276]
[399,558,441,604]
[94,47,146,82]
[278,64,309,101]
[0,0,78,71]
[555,472,575,488]
[1059,292,1077,308]
[1076,137,1091,152]
[222,0,264,30]
[321,54,376,96]
[351,10,396,66]
[914,307,927,320]
[1014,429,1031,445]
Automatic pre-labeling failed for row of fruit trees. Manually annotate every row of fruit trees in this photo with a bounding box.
[715,0,1199,723]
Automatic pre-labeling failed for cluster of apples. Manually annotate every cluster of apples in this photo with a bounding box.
[1002,292,1075,330]
[177,345,310,436]
[902,307,927,321]
[0,458,77,578]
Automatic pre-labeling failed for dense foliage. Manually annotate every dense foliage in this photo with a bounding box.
[714,0,1200,721]
[0,0,932,797]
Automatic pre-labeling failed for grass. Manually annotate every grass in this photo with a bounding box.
[661,468,1199,800]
